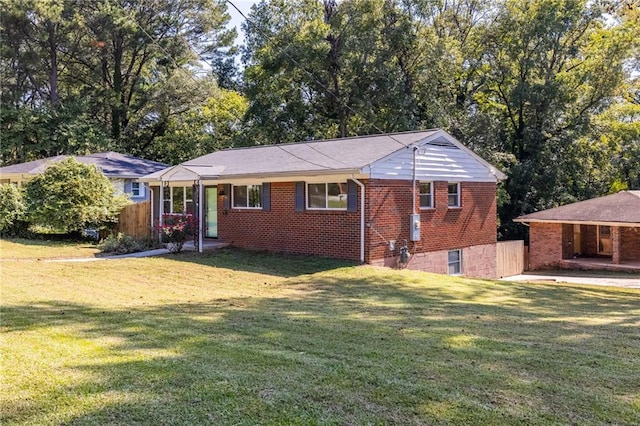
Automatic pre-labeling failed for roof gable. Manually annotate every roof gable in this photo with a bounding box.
[515,191,640,225]
[367,130,506,182]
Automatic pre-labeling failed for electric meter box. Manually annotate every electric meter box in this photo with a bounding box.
[410,213,421,241]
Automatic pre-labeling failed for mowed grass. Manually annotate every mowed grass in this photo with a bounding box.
[1,243,639,425]
[0,238,100,259]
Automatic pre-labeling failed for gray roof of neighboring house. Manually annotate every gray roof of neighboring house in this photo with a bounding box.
[0,152,169,179]
[514,191,640,225]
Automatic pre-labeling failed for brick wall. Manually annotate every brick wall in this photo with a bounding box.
[366,180,497,261]
[218,182,362,260]
[217,179,499,276]
[620,227,640,260]
[529,222,564,270]
[370,243,497,278]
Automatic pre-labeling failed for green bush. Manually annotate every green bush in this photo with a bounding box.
[24,158,130,233]
[0,184,28,236]
[98,233,144,254]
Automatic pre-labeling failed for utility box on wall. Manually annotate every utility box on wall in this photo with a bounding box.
[410,213,421,241]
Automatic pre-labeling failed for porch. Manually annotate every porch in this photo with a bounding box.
[560,257,640,274]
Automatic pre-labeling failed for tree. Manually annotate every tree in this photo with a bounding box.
[0,184,27,234]
[0,0,237,163]
[24,158,129,232]
[473,0,636,237]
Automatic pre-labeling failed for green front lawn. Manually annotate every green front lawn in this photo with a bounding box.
[1,244,639,425]
[0,238,100,260]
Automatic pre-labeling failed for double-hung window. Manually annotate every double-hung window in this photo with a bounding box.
[448,249,462,275]
[307,182,347,210]
[233,184,262,208]
[447,183,460,207]
[163,186,194,214]
[131,181,144,198]
[419,182,433,209]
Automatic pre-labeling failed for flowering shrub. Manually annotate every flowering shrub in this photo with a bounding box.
[158,214,198,253]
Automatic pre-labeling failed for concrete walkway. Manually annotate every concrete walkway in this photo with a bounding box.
[503,273,640,289]
[46,241,228,263]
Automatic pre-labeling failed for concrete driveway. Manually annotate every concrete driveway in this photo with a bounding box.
[503,273,640,289]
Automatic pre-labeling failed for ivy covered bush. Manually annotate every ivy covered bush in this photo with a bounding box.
[0,184,27,236]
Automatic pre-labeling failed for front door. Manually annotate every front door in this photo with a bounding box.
[205,187,218,238]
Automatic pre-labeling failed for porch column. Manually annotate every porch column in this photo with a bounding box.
[198,180,204,253]
[611,226,621,264]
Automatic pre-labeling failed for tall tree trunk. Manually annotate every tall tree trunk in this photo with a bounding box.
[111,32,124,139]
[47,21,59,108]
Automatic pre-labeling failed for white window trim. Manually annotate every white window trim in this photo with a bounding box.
[131,181,145,198]
[163,186,193,214]
[306,182,348,211]
[232,184,263,209]
[448,249,462,275]
[419,181,434,209]
[447,182,461,208]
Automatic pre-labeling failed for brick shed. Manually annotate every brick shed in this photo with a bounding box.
[515,191,640,272]
[143,130,507,278]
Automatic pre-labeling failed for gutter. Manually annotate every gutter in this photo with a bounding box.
[351,175,366,263]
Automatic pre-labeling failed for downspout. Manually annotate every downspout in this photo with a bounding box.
[351,176,366,263]
[198,180,204,253]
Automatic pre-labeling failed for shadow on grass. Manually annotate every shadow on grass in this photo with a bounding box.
[3,267,640,425]
[160,247,358,278]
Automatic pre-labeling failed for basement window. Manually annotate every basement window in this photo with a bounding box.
[448,249,462,275]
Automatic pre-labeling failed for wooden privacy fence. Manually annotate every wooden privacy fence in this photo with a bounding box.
[114,201,151,239]
[496,240,525,278]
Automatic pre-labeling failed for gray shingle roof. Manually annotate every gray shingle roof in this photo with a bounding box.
[515,191,640,225]
[0,152,169,178]
[183,130,440,177]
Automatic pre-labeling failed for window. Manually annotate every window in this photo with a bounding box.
[447,183,460,207]
[448,249,462,275]
[131,181,144,198]
[307,182,347,210]
[162,186,194,214]
[419,182,433,208]
[232,184,262,208]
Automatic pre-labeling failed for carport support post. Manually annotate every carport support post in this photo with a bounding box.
[612,226,620,264]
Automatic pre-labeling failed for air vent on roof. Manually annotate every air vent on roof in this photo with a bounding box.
[425,138,458,148]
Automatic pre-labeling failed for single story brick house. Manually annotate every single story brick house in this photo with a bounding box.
[0,152,168,202]
[142,129,507,278]
[514,191,640,271]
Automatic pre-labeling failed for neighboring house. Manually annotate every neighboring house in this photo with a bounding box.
[142,129,507,278]
[514,191,640,271]
[0,152,169,202]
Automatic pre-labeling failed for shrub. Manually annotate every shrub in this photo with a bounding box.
[98,233,144,254]
[0,184,28,236]
[24,158,130,233]
[158,214,198,253]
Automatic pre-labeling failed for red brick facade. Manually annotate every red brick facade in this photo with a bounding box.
[529,222,640,270]
[217,182,362,260]
[216,179,499,276]
[529,223,564,270]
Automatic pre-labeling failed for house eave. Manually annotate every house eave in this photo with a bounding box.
[514,218,640,227]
